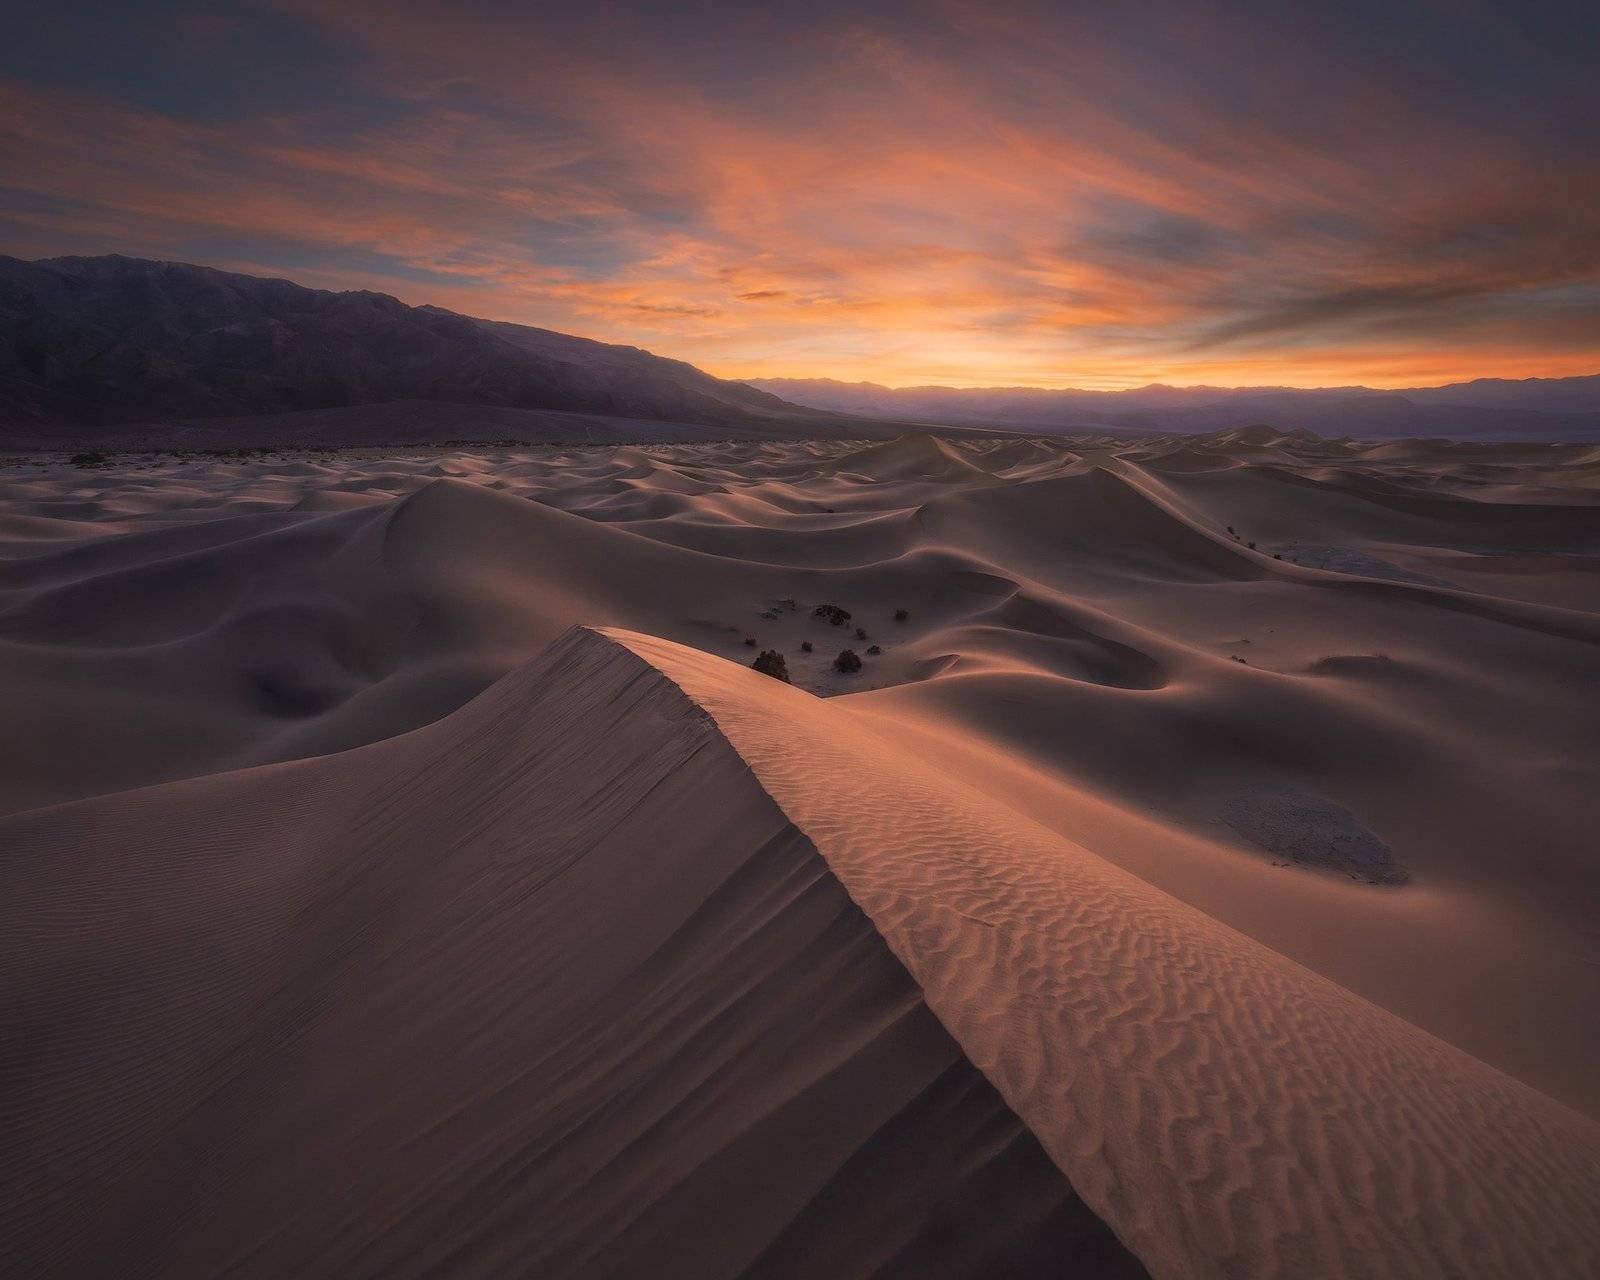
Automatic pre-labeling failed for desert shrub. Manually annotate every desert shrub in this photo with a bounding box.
[834,649,862,674]
[814,603,851,626]
[866,644,882,655]
[800,641,813,653]
[752,650,790,682]
[744,637,757,647]
[894,608,909,622]
[70,452,106,466]
[855,627,868,640]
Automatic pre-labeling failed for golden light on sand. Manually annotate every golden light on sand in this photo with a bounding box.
[5,4,1600,1277]
[5,434,1600,1277]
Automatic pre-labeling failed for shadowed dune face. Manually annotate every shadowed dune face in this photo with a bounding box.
[0,628,1145,1280]
[2,430,1600,1275]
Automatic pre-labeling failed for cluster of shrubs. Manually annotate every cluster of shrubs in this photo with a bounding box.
[745,602,916,680]
[752,644,869,677]
[1225,524,1281,558]
[751,646,882,680]
[752,650,790,682]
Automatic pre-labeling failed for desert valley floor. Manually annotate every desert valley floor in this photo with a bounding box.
[3,429,1600,1278]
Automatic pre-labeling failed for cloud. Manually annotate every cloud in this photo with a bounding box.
[1,0,1597,387]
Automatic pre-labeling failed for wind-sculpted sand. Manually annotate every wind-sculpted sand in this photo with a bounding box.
[622,628,1600,1280]
[3,428,1599,1276]
[0,629,1144,1278]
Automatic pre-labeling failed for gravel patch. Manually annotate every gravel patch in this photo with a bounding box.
[1221,787,1409,885]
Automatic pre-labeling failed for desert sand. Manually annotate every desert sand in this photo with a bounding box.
[3,428,1599,1277]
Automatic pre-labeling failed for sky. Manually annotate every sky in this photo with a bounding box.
[2,0,1598,389]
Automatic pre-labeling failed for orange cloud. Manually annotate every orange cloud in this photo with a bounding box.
[3,0,1597,389]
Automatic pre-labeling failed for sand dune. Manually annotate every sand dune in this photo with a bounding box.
[3,429,1600,1276]
[622,628,1600,1280]
[0,628,1142,1278]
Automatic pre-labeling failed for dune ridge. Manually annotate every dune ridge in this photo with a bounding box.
[4,431,1600,1276]
[3,434,1599,1118]
[616,629,1600,1280]
[0,626,1144,1279]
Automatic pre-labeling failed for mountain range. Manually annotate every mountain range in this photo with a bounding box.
[2,254,1598,446]
[749,376,1600,441]
[0,255,830,445]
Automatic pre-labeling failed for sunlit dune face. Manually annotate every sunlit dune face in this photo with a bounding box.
[2,0,1597,387]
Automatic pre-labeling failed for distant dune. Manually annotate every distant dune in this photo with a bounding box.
[3,430,1600,1277]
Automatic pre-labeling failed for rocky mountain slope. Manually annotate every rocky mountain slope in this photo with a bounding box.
[0,255,808,435]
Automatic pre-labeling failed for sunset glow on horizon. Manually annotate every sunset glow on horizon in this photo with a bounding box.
[3,1,1597,390]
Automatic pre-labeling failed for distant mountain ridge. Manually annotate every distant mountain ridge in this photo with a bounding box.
[750,375,1600,441]
[3,254,1597,445]
[0,254,808,434]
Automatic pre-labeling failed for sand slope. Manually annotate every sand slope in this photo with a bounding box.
[6,435,1598,1122]
[0,627,1141,1279]
[4,431,1600,1276]
[620,628,1600,1280]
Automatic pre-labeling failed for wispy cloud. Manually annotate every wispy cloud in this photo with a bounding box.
[2,0,1597,387]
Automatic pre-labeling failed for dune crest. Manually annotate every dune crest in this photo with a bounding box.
[0,626,1144,1279]
[615,629,1600,1280]
[5,433,1600,1276]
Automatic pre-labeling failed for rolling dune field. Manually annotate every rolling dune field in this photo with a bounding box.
[3,428,1599,1278]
